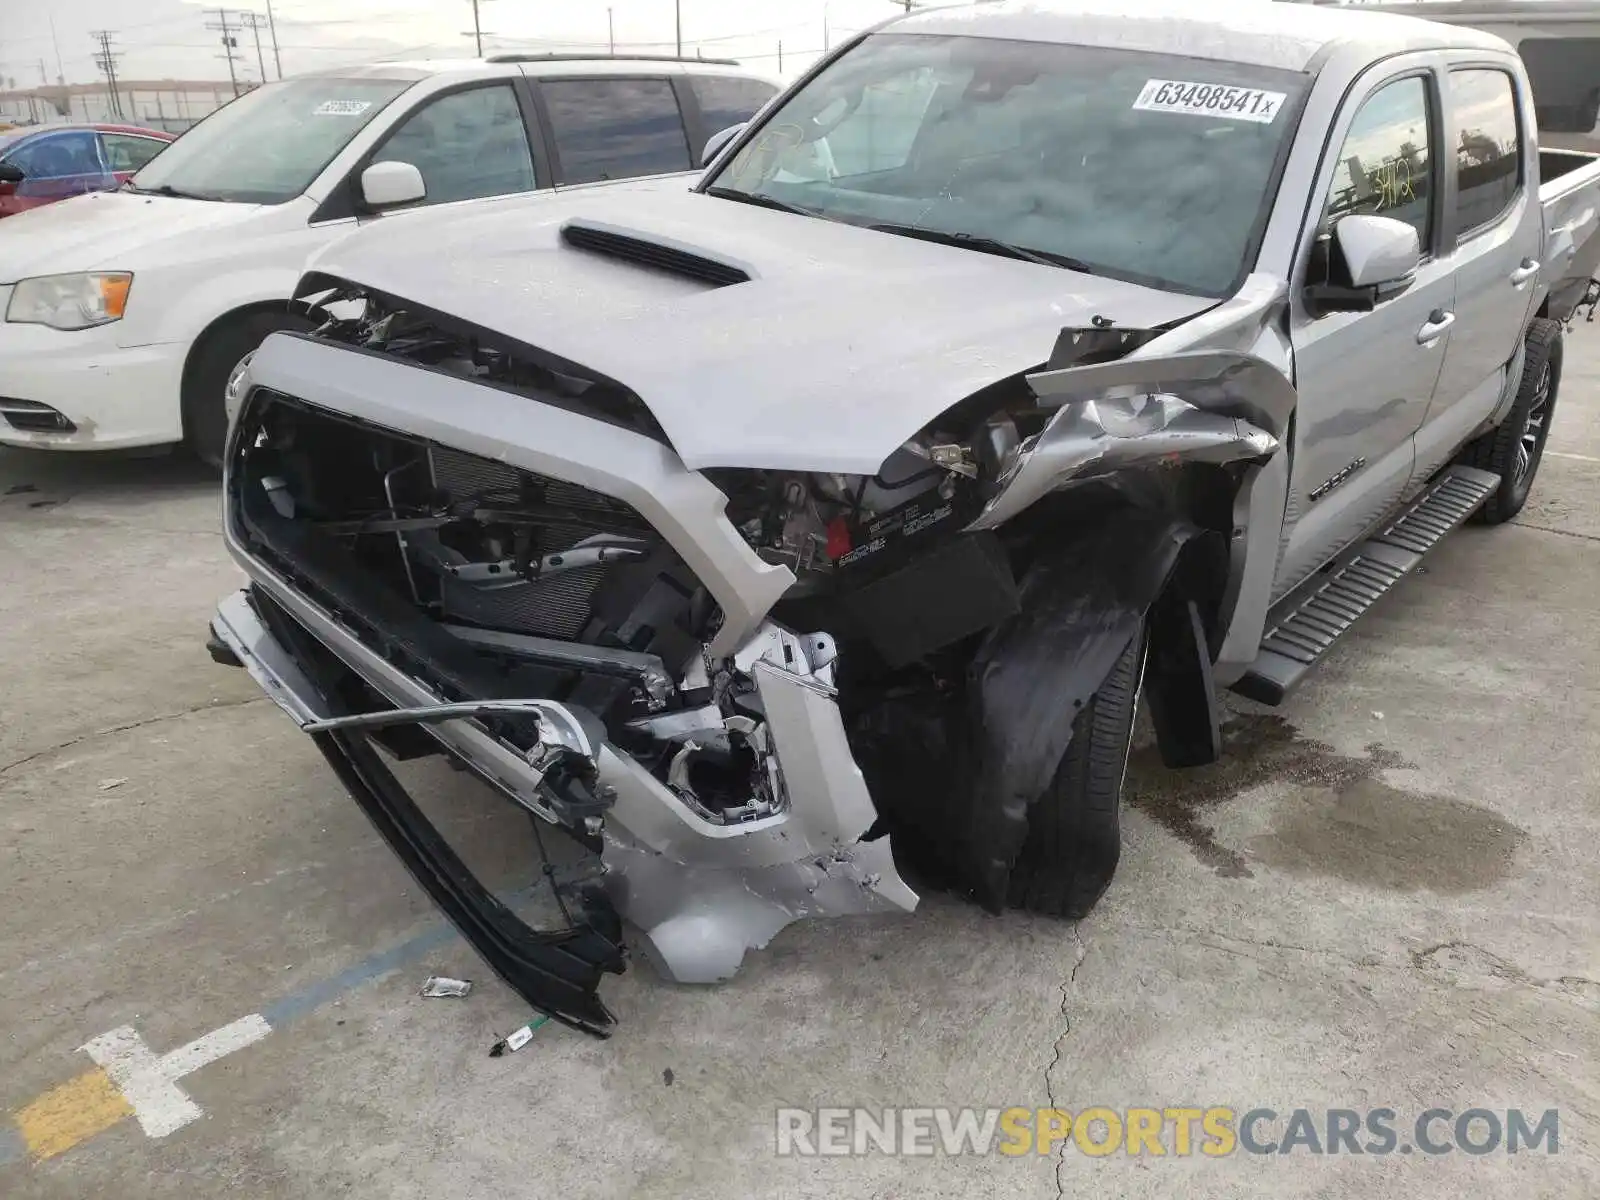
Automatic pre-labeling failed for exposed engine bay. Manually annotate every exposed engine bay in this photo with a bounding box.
[213,280,1287,1036]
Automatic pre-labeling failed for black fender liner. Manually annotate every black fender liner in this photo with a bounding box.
[856,509,1222,912]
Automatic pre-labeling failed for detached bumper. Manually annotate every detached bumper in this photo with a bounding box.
[211,572,917,1030]
[0,316,185,450]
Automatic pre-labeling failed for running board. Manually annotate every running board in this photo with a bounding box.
[1232,466,1499,705]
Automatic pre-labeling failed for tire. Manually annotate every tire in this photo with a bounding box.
[1461,317,1563,525]
[182,310,309,468]
[1006,631,1146,918]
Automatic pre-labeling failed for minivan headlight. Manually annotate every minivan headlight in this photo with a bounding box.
[6,272,133,330]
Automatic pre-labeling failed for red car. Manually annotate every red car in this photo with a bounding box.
[0,123,175,218]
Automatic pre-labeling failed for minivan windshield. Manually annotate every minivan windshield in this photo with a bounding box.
[130,76,412,204]
[705,34,1309,296]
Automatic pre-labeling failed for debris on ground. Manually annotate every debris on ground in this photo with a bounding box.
[490,1015,550,1056]
[97,778,128,791]
[420,975,473,999]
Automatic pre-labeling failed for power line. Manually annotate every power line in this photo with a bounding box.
[90,30,125,118]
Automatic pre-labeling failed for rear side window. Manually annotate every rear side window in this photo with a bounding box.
[541,78,692,185]
[101,133,167,172]
[1519,38,1600,134]
[689,75,779,134]
[1449,69,1521,234]
[1324,76,1434,248]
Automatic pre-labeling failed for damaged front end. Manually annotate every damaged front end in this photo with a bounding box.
[211,278,1289,1032]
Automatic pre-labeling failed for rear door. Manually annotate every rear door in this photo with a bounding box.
[533,75,695,185]
[683,74,780,161]
[1411,58,1541,485]
[1277,59,1455,598]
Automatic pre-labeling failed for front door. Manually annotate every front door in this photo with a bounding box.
[1277,59,1455,599]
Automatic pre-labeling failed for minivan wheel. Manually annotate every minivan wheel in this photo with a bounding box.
[1462,317,1563,525]
[1007,631,1146,918]
[182,311,310,469]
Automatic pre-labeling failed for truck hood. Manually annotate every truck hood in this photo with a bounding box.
[0,190,266,283]
[307,178,1216,473]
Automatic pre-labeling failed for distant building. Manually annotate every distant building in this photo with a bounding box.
[0,80,255,133]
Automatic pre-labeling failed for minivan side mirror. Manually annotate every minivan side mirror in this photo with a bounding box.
[1307,214,1420,314]
[359,161,426,210]
[700,123,747,168]
[0,162,26,186]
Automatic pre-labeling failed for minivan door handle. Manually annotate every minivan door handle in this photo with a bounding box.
[1416,310,1456,345]
[1510,258,1540,286]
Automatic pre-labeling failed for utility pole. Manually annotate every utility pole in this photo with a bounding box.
[264,0,283,78]
[241,12,269,85]
[675,0,682,57]
[90,31,125,120]
[777,40,783,72]
[206,10,244,97]
[466,0,488,56]
[607,7,615,55]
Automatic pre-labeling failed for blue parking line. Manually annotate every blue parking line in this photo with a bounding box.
[261,924,459,1028]
[0,1125,25,1167]
[260,883,543,1029]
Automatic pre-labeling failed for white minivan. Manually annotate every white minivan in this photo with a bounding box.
[0,55,778,462]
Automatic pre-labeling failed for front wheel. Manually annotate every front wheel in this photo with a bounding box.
[1462,317,1563,525]
[182,310,310,468]
[1006,631,1145,918]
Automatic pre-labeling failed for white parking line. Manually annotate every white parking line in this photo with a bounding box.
[80,1015,272,1138]
[1546,450,1600,464]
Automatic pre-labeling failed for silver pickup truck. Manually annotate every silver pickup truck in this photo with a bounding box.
[209,2,1600,1035]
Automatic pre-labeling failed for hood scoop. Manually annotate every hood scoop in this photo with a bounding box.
[559,219,751,287]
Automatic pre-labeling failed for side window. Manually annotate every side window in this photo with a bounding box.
[1449,69,1521,234]
[541,78,691,185]
[101,134,167,173]
[1518,38,1600,135]
[371,85,536,206]
[6,131,102,178]
[689,75,778,134]
[1324,76,1433,248]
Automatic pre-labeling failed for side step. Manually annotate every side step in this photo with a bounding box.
[1232,466,1499,706]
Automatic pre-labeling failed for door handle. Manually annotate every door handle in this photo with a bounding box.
[1510,258,1540,286]
[1416,310,1455,345]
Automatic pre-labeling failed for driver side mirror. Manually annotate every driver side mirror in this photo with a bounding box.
[359,160,426,211]
[0,162,26,188]
[700,123,746,168]
[1307,214,1420,314]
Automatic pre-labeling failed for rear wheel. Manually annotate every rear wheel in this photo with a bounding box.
[1007,631,1145,918]
[182,310,309,468]
[1462,317,1563,525]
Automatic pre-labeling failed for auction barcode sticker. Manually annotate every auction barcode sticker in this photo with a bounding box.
[1132,79,1286,124]
[313,99,373,116]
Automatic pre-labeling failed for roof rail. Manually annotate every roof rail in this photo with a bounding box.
[484,52,742,67]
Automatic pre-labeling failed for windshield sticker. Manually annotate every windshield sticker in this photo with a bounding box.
[313,100,372,117]
[1132,80,1286,124]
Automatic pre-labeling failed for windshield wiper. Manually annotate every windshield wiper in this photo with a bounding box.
[868,223,1096,273]
[704,185,817,217]
[121,182,222,201]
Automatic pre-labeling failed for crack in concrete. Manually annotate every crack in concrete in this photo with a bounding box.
[0,696,267,782]
[1044,924,1089,1199]
[1511,520,1600,544]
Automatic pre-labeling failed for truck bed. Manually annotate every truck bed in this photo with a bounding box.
[1539,148,1600,321]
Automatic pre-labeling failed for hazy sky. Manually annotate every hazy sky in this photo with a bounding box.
[1,0,916,88]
